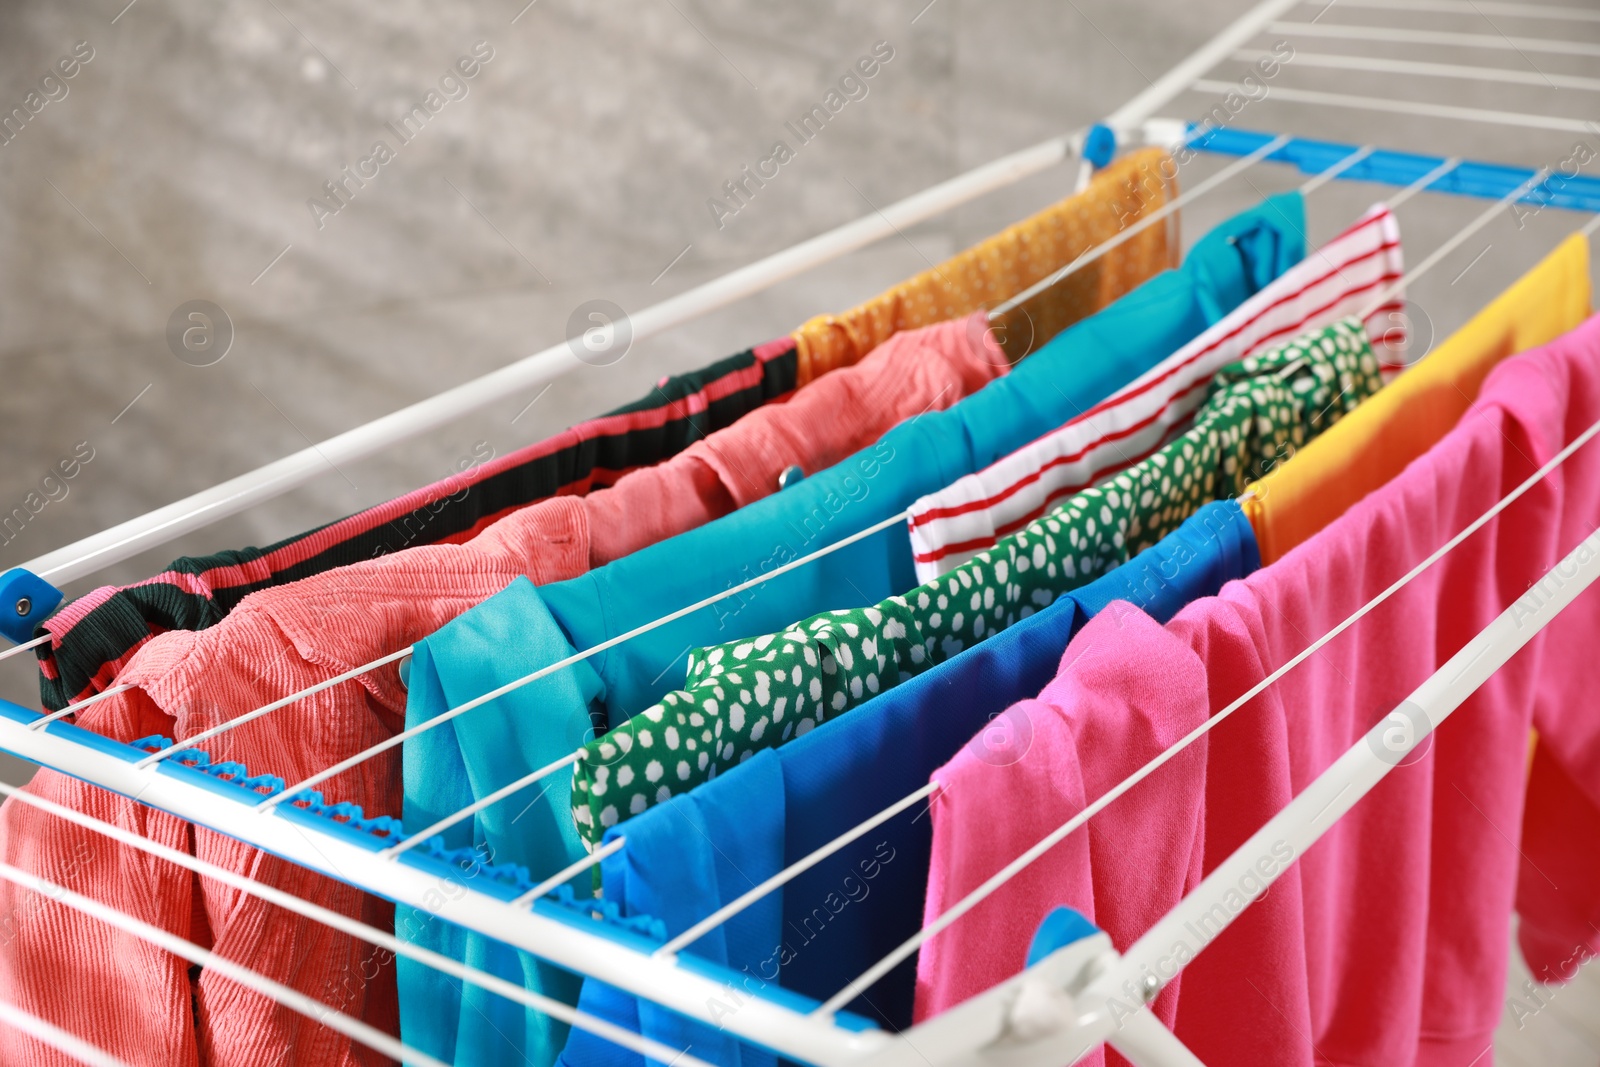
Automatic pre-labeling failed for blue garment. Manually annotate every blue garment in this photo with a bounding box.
[558,501,1260,1067]
[399,197,1303,1064]
[397,579,605,1067]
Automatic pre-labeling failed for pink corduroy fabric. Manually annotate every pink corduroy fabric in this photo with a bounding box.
[0,315,1006,1067]
[918,314,1600,1066]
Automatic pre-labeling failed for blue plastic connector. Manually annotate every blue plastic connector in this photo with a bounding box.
[1026,905,1102,967]
[0,568,62,646]
[1083,124,1118,171]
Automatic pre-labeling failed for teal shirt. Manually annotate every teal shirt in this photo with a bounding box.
[397,580,603,1067]
[397,194,1308,1066]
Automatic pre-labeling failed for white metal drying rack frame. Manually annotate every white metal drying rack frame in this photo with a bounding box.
[3,0,1600,1064]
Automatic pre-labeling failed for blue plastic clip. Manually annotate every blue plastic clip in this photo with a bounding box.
[1026,905,1102,967]
[0,568,62,646]
[777,464,806,490]
[1083,124,1118,172]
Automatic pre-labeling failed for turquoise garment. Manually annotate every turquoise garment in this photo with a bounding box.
[396,579,604,1067]
[397,195,1307,1062]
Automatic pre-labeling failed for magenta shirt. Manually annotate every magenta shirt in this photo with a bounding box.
[920,314,1600,1065]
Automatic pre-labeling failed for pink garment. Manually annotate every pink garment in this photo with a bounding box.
[0,315,1005,1067]
[918,314,1600,1066]
[913,609,1213,1041]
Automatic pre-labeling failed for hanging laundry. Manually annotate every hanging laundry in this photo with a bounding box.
[396,194,1304,1066]
[32,151,1184,716]
[570,319,1380,844]
[915,313,1600,1066]
[1243,231,1591,562]
[34,337,799,712]
[533,194,1303,734]
[555,500,1259,1067]
[906,202,1405,580]
[0,317,1003,1067]
[386,314,1002,1067]
[790,147,1179,382]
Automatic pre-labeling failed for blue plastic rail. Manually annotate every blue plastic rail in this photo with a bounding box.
[1187,125,1600,215]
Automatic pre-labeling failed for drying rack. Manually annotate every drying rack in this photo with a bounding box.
[3,0,1600,1063]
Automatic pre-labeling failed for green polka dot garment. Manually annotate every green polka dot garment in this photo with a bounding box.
[571,318,1382,845]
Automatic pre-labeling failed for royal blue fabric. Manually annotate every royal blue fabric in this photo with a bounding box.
[558,501,1260,1067]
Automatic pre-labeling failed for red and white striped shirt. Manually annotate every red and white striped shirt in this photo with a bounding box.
[906,203,1407,580]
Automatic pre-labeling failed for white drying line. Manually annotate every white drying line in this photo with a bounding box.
[511,837,627,907]
[381,749,582,859]
[0,634,48,663]
[1359,168,1550,321]
[0,860,454,1067]
[1190,81,1600,136]
[0,781,715,1067]
[246,508,916,804]
[653,781,941,960]
[1295,143,1375,196]
[1269,21,1600,58]
[1384,157,1464,211]
[813,400,1600,1020]
[1105,0,1304,130]
[28,684,135,730]
[1233,49,1600,94]
[0,998,132,1067]
[135,648,412,756]
[989,134,1292,321]
[1584,212,1600,239]
[1317,0,1600,21]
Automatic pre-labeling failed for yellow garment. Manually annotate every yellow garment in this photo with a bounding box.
[790,147,1179,384]
[1244,233,1592,563]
